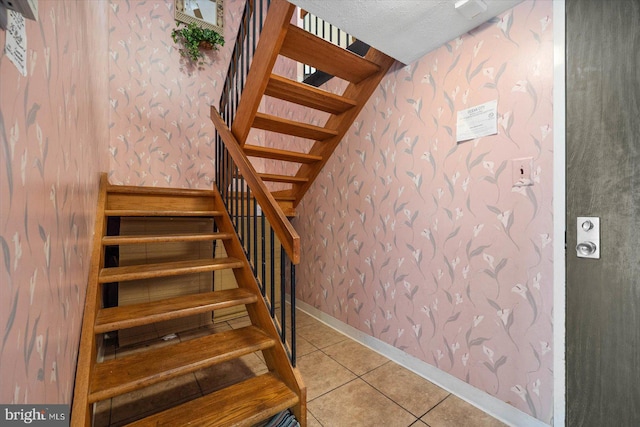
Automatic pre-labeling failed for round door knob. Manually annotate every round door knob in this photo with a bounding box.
[581,220,594,231]
[576,241,597,256]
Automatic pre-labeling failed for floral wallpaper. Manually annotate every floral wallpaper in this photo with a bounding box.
[1,0,555,421]
[0,0,257,406]
[292,1,554,423]
[107,0,246,188]
[0,0,109,404]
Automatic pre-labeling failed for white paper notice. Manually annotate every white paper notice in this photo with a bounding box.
[456,100,498,142]
[5,10,27,76]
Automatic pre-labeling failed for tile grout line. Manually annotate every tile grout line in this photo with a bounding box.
[312,344,424,423]
[418,393,452,419]
[306,376,361,403]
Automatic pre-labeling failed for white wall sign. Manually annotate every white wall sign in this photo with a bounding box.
[456,100,498,142]
[5,10,27,76]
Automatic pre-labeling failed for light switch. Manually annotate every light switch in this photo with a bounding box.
[511,157,533,187]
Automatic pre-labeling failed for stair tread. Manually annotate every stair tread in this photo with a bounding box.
[253,112,338,140]
[258,173,309,184]
[244,145,322,164]
[102,232,234,246]
[104,209,223,217]
[95,288,258,333]
[281,24,380,83]
[98,257,244,283]
[107,185,216,197]
[89,326,275,403]
[125,372,298,427]
[302,40,372,88]
[265,74,357,114]
[272,194,296,201]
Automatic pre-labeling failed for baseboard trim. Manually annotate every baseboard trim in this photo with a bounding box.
[296,300,549,427]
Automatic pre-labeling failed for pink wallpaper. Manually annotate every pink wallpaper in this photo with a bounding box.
[292,1,554,422]
[0,0,109,404]
[0,0,555,420]
[107,0,246,188]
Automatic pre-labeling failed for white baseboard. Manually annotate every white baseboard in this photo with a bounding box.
[295,300,549,427]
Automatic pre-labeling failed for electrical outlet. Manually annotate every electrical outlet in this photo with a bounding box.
[512,157,533,187]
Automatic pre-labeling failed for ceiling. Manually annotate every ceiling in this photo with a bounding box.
[288,0,523,65]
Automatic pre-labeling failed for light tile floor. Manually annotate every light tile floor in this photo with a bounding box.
[95,309,506,427]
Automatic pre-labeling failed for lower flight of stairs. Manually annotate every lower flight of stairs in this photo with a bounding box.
[71,174,306,426]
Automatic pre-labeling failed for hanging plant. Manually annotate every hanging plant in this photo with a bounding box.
[171,21,225,65]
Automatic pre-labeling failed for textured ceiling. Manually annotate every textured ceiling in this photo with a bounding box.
[289,0,524,64]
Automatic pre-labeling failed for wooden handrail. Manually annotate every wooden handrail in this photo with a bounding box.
[211,106,300,264]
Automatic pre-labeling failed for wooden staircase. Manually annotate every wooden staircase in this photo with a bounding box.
[71,175,306,426]
[213,0,395,217]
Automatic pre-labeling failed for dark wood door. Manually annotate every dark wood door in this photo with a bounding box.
[566,1,640,425]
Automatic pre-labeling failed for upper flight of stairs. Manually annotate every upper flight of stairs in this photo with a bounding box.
[213,0,395,217]
[71,175,306,426]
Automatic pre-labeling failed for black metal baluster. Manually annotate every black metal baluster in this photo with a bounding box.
[259,0,265,32]
[245,186,251,256]
[290,262,296,366]
[270,227,275,318]
[253,196,258,275]
[241,175,246,247]
[244,3,250,94]
[280,245,286,343]
[228,152,232,206]
[252,1,257,53]
[261,214,266,297]
[231,165,236,227]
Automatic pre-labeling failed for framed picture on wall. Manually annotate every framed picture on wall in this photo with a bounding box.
[175,0,224,34]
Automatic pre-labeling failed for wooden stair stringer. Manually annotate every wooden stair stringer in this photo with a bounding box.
[291,47,396,206]
[71,174,109,426]
[210,183,307,424]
